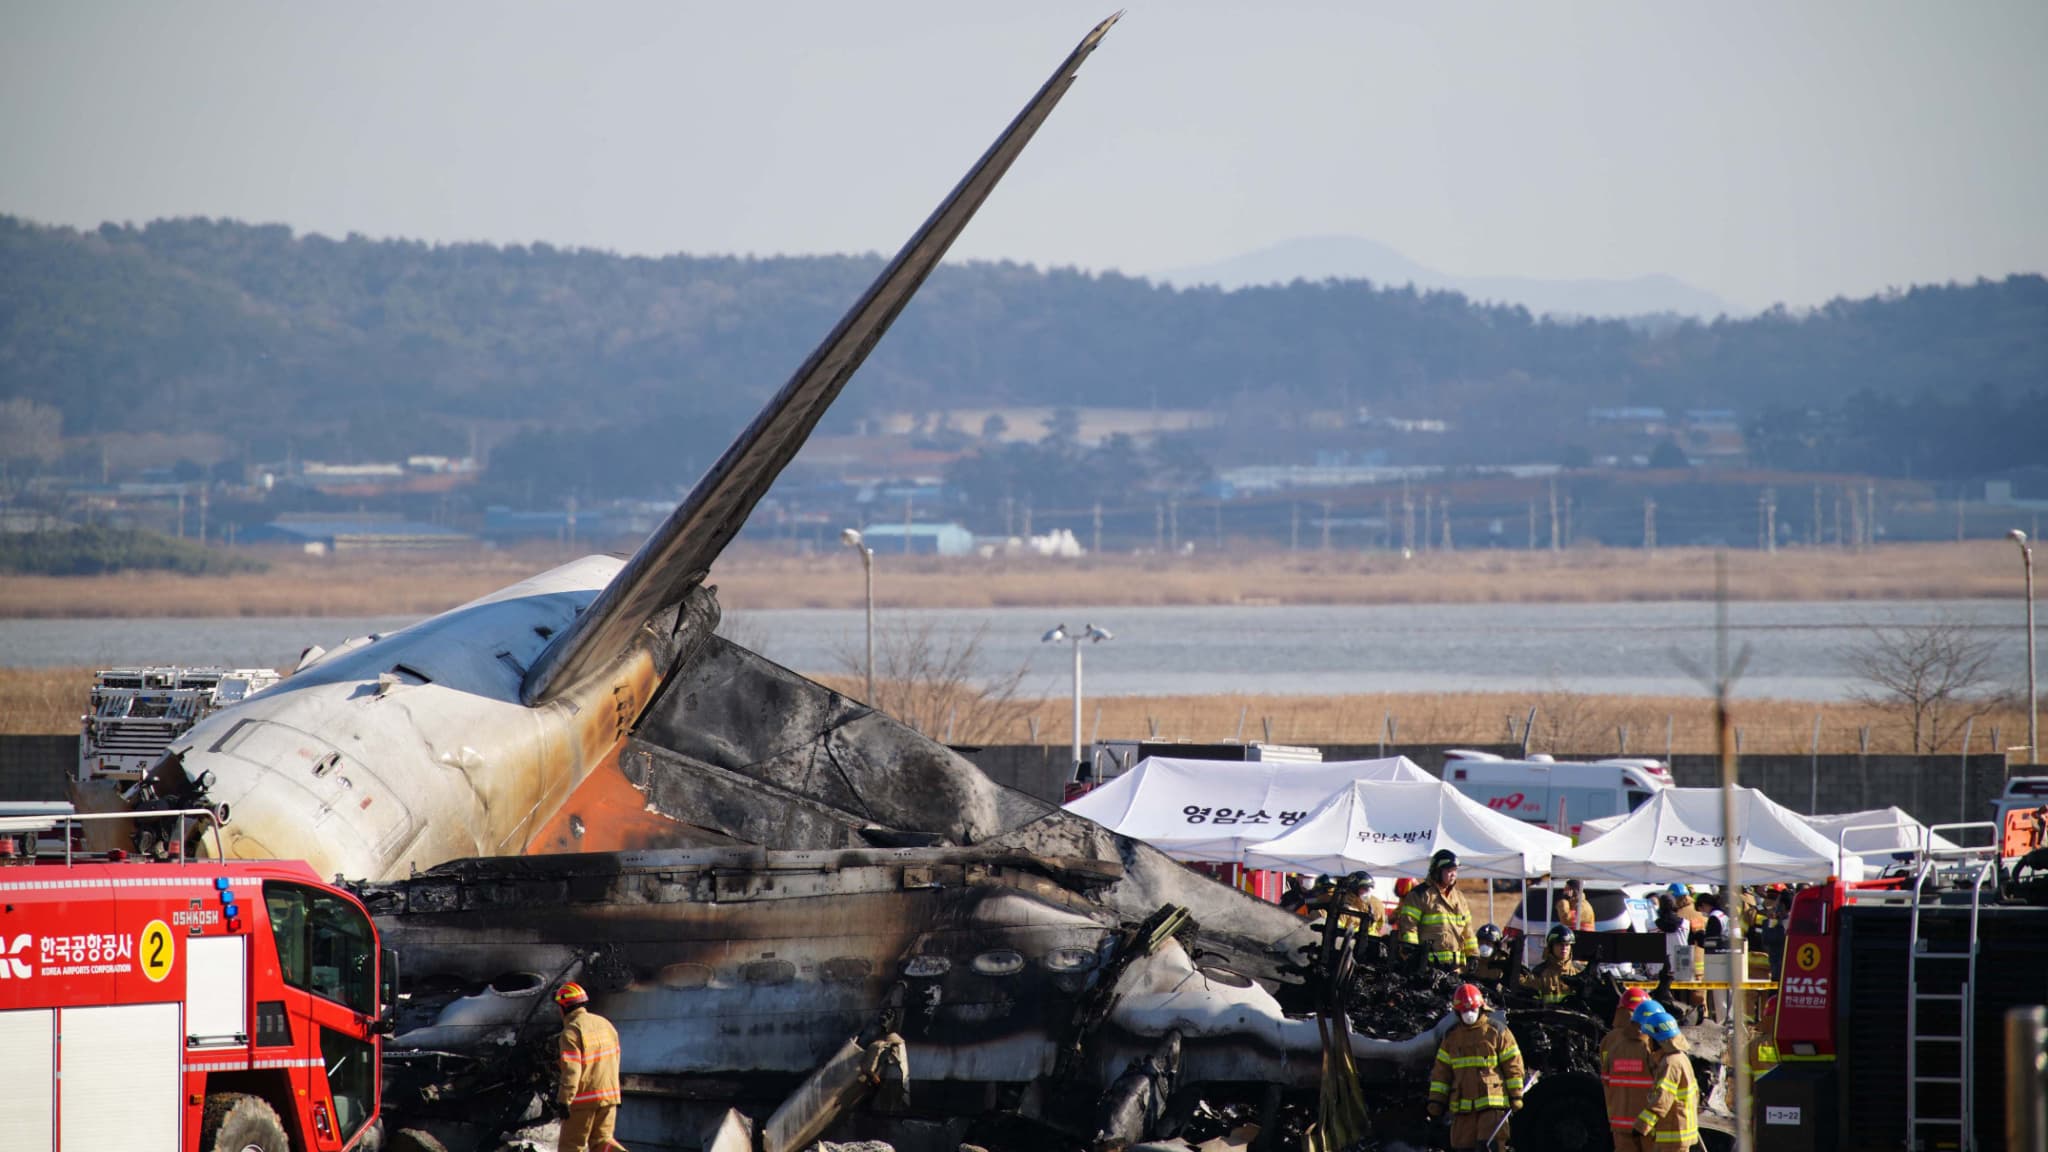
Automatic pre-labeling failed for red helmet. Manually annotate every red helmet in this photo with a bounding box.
[554,981,589,1008]
[1620,987,1651,1015]
[1394,878,1416,897]
[1453,984,1485,1014]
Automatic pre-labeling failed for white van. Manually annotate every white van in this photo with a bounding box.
[1441,751,1672,838]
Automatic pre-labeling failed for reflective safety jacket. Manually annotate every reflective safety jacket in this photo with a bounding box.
[1429,1017,1526,1119]
[1635,1044,1700,1147]
[1600,1005,1654,1134]
[557,1006,623,1110]
[1554,893,1594,931]
[1331,889,1389,937]
[1397,882,1477,966]
[1521,954,1585,1005]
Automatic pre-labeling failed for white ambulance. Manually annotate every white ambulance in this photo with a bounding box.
[1441,750,1672,838]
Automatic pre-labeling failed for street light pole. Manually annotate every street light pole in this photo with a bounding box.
[1043,623,1112,781]
[842,528,875,704]
[2014,530,2038,764]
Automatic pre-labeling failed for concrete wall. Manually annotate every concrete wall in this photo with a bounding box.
[0,735,74,802]
[1663,752,2011,826]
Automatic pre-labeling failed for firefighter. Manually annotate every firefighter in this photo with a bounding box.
[1469,923,1509,982]
[1668,883,1707,1019]
[553,982,623,1152]
[1520,923,1584,1005]
[1630,1000,1700,1151]
[1398,848,1478,970]
[1601,987,1655,1148]
[1335,870,1389,937]
[1553,878,1593,932]
[1280,874,1315,915]
[1427,983,1526,1151]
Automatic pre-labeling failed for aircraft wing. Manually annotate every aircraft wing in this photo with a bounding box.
[522,13,1120,705]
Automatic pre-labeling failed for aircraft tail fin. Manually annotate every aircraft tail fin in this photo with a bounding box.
[523,13,1120,704]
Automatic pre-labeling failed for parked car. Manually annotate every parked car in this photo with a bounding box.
[1502,881,1659,966]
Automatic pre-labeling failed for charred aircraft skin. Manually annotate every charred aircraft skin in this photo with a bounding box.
[360,845,1459,1150]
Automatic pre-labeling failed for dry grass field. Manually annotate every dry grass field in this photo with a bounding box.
[0,540,2026,618]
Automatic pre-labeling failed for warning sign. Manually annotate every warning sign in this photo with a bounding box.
[139,920,175,983]
[1796,942,1821,972]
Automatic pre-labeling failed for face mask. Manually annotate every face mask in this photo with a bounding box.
[1478,944,1494,958]
[1459,1009,1481,1026]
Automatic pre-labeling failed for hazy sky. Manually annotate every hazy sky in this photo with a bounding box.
[4,1,2043,310]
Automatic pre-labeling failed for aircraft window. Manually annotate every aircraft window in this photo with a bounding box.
[742,959,795,985]
[971,950,1025,976]
[820,958,871,984]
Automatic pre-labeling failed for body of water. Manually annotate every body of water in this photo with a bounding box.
[1,599,2028,701]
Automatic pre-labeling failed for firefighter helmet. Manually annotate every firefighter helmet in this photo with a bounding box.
[1452,983,1485,1014]
[1620,987,1650,1015]
[1429,848,1459,875]
[1546,923,1576,947]
[554,981,589,1008]
[1476,922,1501,947]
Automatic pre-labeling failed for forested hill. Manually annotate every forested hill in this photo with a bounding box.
[3,215,2044,478]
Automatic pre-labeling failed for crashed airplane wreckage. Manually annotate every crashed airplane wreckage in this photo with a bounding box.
[115,13,1625,1151]
[358,634,1617,1152]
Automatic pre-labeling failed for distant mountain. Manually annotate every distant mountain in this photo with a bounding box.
[1157,235,1738,319]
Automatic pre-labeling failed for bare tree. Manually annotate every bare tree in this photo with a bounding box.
[835,620,1032,746]
[1846,615,2004,753]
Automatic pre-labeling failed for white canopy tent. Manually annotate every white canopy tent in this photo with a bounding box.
[1242,780,1575,879]
[1060,756,1432,863]
[1803,807,1960,875]
[1577,812,1629,843]
[1551,786,1849,885]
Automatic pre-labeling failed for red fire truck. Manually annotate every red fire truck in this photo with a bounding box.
[0,811,391,1152]
[1756,819,2048,1152]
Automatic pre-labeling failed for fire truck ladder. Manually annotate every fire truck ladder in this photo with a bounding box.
[1903,821,1999,1152]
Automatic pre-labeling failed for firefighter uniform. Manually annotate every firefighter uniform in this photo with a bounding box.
[557,996,623,1152]
[1601,994,1655,1148]
[1428,1015,1526,1150]
[1634,1023,1700,1149]
[1398,882,1477,968]
[1521,953,1585,1005]
[1335,887,1389,937]
[1553,891,1593,931]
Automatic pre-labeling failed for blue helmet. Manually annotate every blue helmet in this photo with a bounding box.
[1666,883,1688,898]
[1632,1001,1682,1046]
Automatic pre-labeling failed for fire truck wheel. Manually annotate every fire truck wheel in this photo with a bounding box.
[201,1093,289,1152]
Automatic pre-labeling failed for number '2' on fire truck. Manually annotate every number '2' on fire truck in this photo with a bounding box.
[0,811,390,1152]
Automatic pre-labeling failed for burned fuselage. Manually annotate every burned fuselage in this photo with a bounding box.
[360,841,1461,1151]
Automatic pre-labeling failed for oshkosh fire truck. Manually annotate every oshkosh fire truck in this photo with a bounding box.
[1756,819,2048,1152]
[0,811,390,1152]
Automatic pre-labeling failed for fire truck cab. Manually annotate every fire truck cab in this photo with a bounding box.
[0,812,389,1152]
